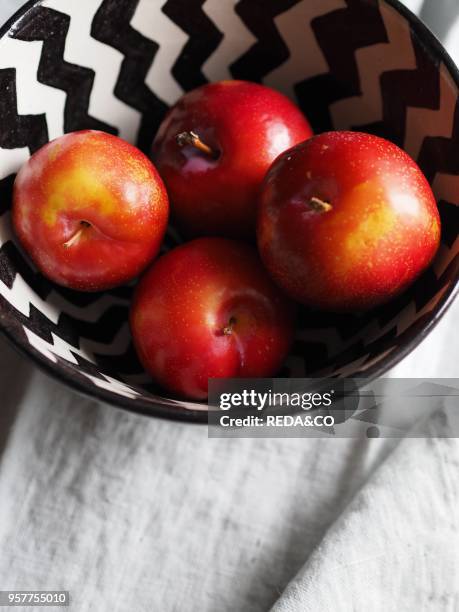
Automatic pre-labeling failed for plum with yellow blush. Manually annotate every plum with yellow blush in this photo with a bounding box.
[13,130,169,291]
[257,131,441,312]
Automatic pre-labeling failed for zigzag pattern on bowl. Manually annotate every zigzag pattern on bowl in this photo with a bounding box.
[0,0,457,414]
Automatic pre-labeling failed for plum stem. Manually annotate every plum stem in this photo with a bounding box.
[63,221,91,248]
[309,197,332,213]
[222,316,237,336]
[176,131,218,159]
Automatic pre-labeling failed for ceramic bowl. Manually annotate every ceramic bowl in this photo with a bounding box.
[0,0,457,421]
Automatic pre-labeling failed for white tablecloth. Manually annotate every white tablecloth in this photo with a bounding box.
[0,1,458,611]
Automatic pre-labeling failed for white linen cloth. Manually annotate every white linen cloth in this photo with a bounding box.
[0,2,458,611]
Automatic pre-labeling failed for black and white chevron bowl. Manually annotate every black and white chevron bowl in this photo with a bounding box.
[0,0,457,421]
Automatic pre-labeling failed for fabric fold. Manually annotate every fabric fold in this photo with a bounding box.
[271,407,459,612]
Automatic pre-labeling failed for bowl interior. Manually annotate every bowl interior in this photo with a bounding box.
[0,0,457,419]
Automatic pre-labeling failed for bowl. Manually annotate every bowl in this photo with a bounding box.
[0,0,457,422]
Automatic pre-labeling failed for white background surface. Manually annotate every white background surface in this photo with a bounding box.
[0,1,458,611]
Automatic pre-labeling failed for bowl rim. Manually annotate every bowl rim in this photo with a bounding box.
[0,0,458,423]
